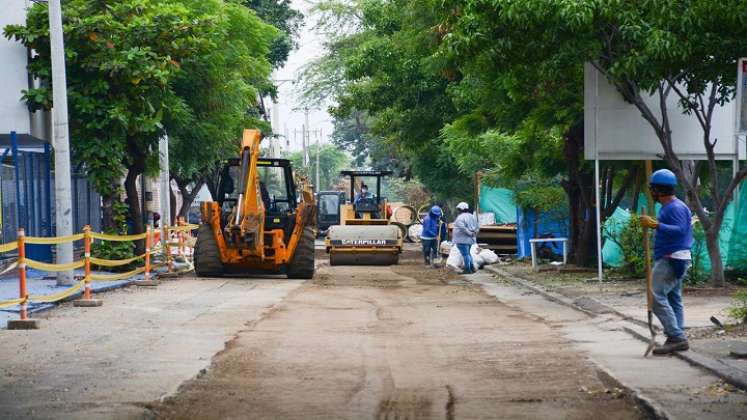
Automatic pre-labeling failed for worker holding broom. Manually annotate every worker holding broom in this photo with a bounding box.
[639,169,693,355]
[421,205,448,266]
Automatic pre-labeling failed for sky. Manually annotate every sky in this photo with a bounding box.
[268,0,334,155]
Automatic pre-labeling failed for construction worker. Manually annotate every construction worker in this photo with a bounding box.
[421,205,448,266]
[639,169,693,355]
[453,202,479,274]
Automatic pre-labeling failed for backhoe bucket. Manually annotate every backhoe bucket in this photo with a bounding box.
[327,225,402,266]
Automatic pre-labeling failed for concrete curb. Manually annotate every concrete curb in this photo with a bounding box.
[484,266,598,317]
[484,265,747,392]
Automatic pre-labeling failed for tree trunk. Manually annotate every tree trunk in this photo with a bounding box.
[124,168,145,254]
[176,178,205,219]
[169,181,177,223]
[705,227,725,287]
[575,215,598,267]
[101,193,117,232]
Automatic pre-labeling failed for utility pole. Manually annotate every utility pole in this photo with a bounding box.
[158,135,171,233]
[303,107,310,167]
[49,0,74,286]
[315,128,321,190]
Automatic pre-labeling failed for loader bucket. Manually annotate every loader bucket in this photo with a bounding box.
[327,224,402,266]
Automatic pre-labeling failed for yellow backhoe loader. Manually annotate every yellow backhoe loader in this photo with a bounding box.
[194,129,316,278]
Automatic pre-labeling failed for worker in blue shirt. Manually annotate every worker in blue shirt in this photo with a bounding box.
[420,205,448,266]
[639,169,693,355]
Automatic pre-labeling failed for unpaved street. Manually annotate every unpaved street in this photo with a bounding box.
[150,253,643,419]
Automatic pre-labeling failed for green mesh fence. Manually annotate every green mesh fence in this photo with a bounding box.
[603,184,747,273]
[479,186,517,223]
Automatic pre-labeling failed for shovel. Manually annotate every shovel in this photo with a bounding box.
[642,208,657,357]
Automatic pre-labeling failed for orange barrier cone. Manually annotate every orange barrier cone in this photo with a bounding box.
[7,228,40,329]
[74,225,102,307]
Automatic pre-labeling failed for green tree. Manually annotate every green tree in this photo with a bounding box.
[5,0,279,234]
[5,0,213,233]
[450,0,747,285]
[244,0,303,69]
[166,0,275,219]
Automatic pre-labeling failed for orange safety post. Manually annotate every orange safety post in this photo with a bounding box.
[7,227,39,329]
[17,228,27,320]
[134,225,158,286]
[145,225,152,280]
[164,225,173,272]
[83,225,92,299]
[178,217,186,257]
[74,226,102,307]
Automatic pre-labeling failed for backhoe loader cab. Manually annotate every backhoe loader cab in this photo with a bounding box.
[317,191,346,236]
[195,129,316,278]
[325,170,403,265]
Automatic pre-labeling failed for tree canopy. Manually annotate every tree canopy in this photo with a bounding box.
[5,0,279,231]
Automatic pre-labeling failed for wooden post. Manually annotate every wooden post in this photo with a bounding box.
[7,228,40,329]
[74,225,103,307]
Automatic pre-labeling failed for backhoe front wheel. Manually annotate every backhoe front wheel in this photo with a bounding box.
[194,224,224,277]
[286,227,315,279]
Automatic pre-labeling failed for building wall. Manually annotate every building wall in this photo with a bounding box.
[0,1,34,138]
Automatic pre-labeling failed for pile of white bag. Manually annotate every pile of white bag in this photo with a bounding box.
[442,241,499,272]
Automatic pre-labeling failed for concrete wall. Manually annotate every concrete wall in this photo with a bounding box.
[0,1,33,137]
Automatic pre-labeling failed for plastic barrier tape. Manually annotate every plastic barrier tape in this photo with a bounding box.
[90,267,145,281]
[26,259,85,272]
[25,233,85,245]
[168,224,199,232]
[28,280,84,303]
[90,253,146,267]
[0,242,18,254]
[0,261,18,277]
[91,232,148,242]
[0,297,25,309]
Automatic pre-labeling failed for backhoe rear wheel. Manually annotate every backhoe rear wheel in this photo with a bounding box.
[194,224,224,277]
[286,227,315,279]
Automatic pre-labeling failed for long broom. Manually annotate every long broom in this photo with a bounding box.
[642,207,657,357]
[643,160,657,357]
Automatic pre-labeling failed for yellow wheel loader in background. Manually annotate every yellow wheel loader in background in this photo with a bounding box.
[325,170,403,265]
[194,129,316,278]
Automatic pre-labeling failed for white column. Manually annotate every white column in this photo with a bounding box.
[159,135,171,231]
[49,0,74,286]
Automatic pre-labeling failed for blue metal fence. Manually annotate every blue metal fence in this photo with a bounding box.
[1,131,102,261]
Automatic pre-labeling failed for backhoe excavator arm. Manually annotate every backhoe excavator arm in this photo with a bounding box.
[227,129,266,259]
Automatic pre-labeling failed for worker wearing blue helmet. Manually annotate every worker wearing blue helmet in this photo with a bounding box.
[639,169,693,355]
[420,205,448,266]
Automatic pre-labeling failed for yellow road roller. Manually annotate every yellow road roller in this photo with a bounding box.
[325,170,403,265]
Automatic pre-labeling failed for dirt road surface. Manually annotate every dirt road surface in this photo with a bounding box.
[150,253,644,419]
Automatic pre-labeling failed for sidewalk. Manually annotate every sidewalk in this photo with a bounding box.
[0,261,189,328]
[486,262,747,391]
[0,277,303,419]
[470,269,747,420]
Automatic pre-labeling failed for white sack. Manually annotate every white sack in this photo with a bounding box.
[446,245,463,270]
[479,248,499,265]
[439,240,453,256]
[470,244,485,270]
